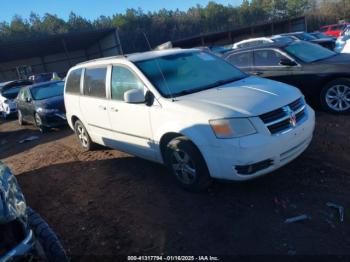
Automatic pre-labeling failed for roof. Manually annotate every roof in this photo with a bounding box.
[0,28,115,63]
[0,80,33,91]
[76,48,194,67]
[224,41,292,55]
[23,80,63,90]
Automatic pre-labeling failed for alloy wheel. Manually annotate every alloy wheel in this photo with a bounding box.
[325,84,350,112]
[76,124,89,148]
[170,149,197,185]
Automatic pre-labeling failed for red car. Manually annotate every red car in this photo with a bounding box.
[320,23,349,38]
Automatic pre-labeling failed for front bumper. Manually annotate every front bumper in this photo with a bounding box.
[200,105,315,181]
[1,230,35,262]
[39,112,67,128]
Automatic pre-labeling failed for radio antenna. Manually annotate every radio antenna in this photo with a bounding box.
[116,27,124,56]
[143,32,174,101]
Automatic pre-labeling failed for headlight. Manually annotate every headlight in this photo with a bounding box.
[37,107,59,114]
[0,162,27,223]
[209,118,257,139]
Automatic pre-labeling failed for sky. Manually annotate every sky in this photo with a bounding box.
[1,0,243,22]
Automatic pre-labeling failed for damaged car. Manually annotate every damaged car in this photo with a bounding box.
[0,80,32,119]
[0,162,67,261]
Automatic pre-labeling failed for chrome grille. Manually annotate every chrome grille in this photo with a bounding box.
[259,98,306,135]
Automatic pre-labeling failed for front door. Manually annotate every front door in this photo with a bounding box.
[252,49,298,85]
[107,65,155,160]
[17,88,35,123]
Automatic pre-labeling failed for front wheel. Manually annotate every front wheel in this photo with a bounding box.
[27,207,68,262]
[18,110,25,126]
[165,137,212,192]
[320,79,350,114]
[34,113,48,133]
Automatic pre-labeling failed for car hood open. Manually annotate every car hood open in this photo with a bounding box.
[176,76,302,118]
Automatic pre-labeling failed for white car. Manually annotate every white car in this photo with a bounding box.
[0,80,32,118]
[64,49,315,191]
[232,36,294,49]
[335,25,350,53]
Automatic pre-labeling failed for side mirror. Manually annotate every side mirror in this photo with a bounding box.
[124,88,145,104]
[279,58,297,66]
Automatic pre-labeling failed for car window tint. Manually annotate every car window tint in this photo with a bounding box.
[320,27,327,32]
[66,68,82,94]
[227,52,253,68]
[254,50,284,66]
[84,67,107,98]
[111,66,144,101]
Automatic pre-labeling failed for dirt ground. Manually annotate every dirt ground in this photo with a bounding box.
[0,112,350,259]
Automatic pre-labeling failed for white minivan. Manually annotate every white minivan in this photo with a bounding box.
[64,49,315,191]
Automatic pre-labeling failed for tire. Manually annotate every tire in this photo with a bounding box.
[165,136,212,192]
[27,207,68,262]
[74,120,94,151]
[34,113,48,133]
[18,110,26,126]
[320,78,350,114]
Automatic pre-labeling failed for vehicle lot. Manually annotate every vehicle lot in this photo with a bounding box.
[0,112,350,256]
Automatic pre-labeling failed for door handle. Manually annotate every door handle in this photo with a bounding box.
[252,72,263,76]
[98,105,107,110]
[110,107,118,112]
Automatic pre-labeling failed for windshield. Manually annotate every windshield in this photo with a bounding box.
[135,51,246,98]
[30,82,64,100]
[294,32,317,41]
[284,42,336,63]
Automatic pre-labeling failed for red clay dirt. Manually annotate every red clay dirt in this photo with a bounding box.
[0,112,350,258]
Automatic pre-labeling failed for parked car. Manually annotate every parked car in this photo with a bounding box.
[28,72,61,83]
[279,32,335,50]
[335,25,350,53]
[0,80,32,119]
[310,32,336,41]
[64,49,315,191]
[224,41,350,114]
[320,23,348,38]
[16,81,66,133]
[0,161,68,261]
[232,36,294,49]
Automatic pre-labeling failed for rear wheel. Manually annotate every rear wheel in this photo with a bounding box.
[321,79,350,114]
[165,137,212,192]
[74,120,94,151]
[27,207,68,262]
[34,113,48,133]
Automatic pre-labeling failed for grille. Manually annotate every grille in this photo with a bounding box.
[259,98,306,135]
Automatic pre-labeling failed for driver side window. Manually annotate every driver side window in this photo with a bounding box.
[254,49,285,67]
[111,66,144,101]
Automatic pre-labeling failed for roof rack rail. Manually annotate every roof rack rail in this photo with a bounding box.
[77,55,128,65]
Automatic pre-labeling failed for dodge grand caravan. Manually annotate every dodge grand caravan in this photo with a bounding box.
[64,49,315,191]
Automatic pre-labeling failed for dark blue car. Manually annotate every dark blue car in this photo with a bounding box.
[16,81,67,133]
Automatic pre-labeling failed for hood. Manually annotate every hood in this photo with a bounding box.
[175,76,301,118]
[36,95,65,112]
[317,53,350,65]
[0,162,27,224]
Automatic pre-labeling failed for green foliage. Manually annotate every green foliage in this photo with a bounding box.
[0,0,346,52]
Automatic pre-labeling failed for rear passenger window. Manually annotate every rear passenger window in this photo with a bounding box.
[84,67,107,98]
[111,66,144,101]
[227,52,253,68]
[66,68,82,94]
